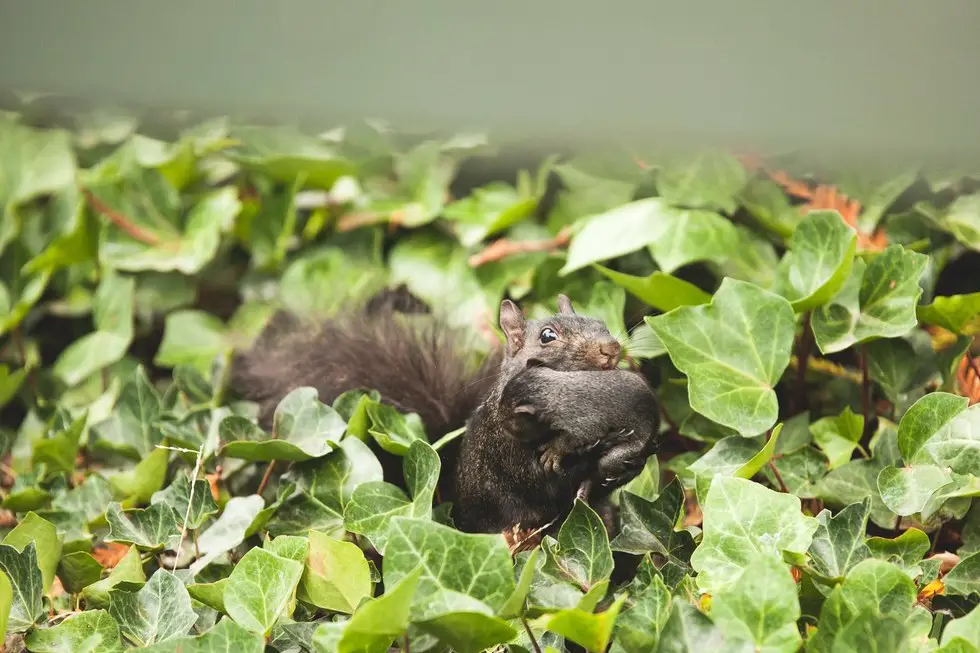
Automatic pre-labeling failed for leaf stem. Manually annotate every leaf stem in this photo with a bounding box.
[257,460,277,496]
[468,227,571,267]
[80,186,162,245]
[794,312,813,414]
[522,616,543,653]
[403,634,410,653]
[768,460,790,493]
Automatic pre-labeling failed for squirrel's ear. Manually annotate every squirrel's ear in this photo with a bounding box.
[557,294,576,315]
[499,299,526,355]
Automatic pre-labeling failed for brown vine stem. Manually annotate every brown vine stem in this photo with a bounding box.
[468,227,571,267]
[794,312,813,414]
[80,187,162,245]
[257,460,276,496]
[522,617,543,653]
[769,460,790,493]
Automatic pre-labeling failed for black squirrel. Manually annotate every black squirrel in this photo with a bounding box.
[231,286,659,534]
[451,299,661,534]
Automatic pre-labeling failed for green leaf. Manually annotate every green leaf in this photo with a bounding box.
[265,491,344,538]
[150,472,220,530]
[0,542,43,632]
[655,149,749,213]
[90,365,164,458]
[186,580,228,614]
[595,266,711,313]
[898,392,980,474]
[105,502,181,551]
[865,337,931,403]
[135,618,265,653]
[613,570,671,653]
[935,193,980,251]
[220,387,346,461]
[278,244,388,320]
[227,125,355,189]
[289,437,384,514]
[737,179,801,239]
[655,601,733,652]
[560,198,735,275]
[364,400,427,456]
[32,411,86,476]
[108,569,197,646]
[710,553,802,653]
[343,440,439,552]
[96,181,241,274]
[187,496,265,576]
[2,512,63,593]
[817,457,898,530]
[539,500,615,591]
[688,426,782,503]
[311,566,420,653]
[154,310,229,375]
[25,609,124,653]
[383,516,515,621]
[877,464,953,516]
[838,167,918,234]
[690,476,819,594]
[771,210,857,311]
[52,270,135,386]
[415,611,518,653]
[917,292,980,335]
[297,530,372,614]
[611,478,695,579]
[0,571,10,644]
[622,455,660,501]
[56,551,104,595]
[811,245,930,354]
[223,546,304,636]
[0,119,76,256]
[866,528,930,579]
[941,605,980,649]
[52,473,115,523]
[806,498,872,582]
[80,545,145,609]
[763,447,827,498]
[108,446,170,503]
[444,180,540,247]
[648,278,796,437]
[810,406,865,470]
[543,594,626,653]
[944,552,980,596]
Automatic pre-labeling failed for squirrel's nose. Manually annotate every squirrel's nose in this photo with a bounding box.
[598,340,622,368]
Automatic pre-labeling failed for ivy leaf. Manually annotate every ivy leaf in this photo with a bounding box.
[0,541,43,632]
[0,572,10,646]
[934,193,980,251]
[560,198,736,275]
[611,479,695,579]
[596,267,711,313]
[105,502,181,551]
[944,552,980,596]
[621,455,660,502]
[95,178,241,274]
[223,546,304,636]
[542,594,626,653]
[108,446,170,503]
[52,269,135,386]
[135,617,265,653]
[877,464,953,516]
[56,551,104,595]
[866,528,930,579]
[762,447,827,498]
[32,410,86,477]
[227,125,355,189]
[817,455,899,531]
[52,474,118,524]
[737,178,801,237]
[364,400,427,455]
[898,392,979,474]
[648,278,796,437]
[811,245,930,354]
[612,570,671,653]
[108,570,198,646]
[917,292,980,335]
[771,210,857,312]
[810,407,865,470]
[806,498,872,583]
[540,500,615,592]
[90,365,164,459]
[289,437,384,514]
[690,476,819,594]
[80,545,146,609]
[150,472,220,530]
[265,491,345,538]
[2,512,63,593]
[710,553,802,653]
[24,609,124,653]
[155,310,229,375]
[655,149,749,213]
[655,601,736,652]
[220,387,346,461]
[0,118,76,257]
[343,440,439,552]
[941,605,980,649]
[297,530,372,614]
[383,517,515,621]
[311,566,420,653]
[444,179,541,247]
[688,426,782,503]
[189,495,266,574]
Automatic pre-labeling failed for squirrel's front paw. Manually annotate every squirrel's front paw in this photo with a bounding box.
[538,448,564,475]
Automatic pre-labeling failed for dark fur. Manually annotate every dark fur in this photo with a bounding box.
[452,366,660,533]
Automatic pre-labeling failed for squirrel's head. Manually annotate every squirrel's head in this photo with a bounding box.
[498,294,622,372]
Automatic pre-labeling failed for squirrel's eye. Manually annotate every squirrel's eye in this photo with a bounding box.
[539,327,558,344]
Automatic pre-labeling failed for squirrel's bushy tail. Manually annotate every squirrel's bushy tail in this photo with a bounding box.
[231,290,501,441]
